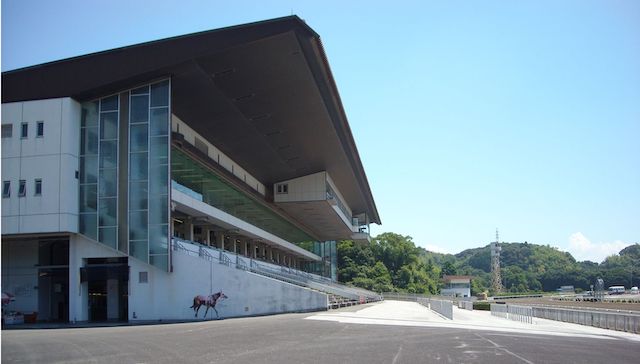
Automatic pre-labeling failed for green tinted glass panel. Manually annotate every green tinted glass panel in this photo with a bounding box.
[99,227,117,249]
[149,254,168,271]
[149,195,168,224]
[129,211,148,240]
[98,197,117,226]
[150,81,169,107]
[100,112,118,139]
[100,95,118,112]
[149,224,168,254]
[129,181,148,211]
[79,185,97,213]
[79,213,97,240]
[150,108,169,136]
[130,240,148,262]
[79,156,98,184]
[130,95,149,123]
[130,124,149,152]
[82,102,99,127]
[81,127,98,155]
[130,153,148,181]
[98,168,117,198]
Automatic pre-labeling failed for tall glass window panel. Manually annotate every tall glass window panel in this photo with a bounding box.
[149,224,168,254]
[100,95,118,112]
[150,137,168,165]
[79,156,98,184]
[98,197,117,227]
[130,153,148,181]
[130,124,149,152]
[98,168,117,198]
[129,181,148,211]
[149,255,168,271]
[79,185,97,213]
[130,240,149,263]
[150,80,169,107]
[99,140,118,169]
[130,95,149,123]
[81,127,98,155]
[149,195,168,224]
[150,108,169,136]
[129,211,148,241]
[100,112,118,140]
[99,227,117,249]
[82,101,99,127]
[79,214,98,240]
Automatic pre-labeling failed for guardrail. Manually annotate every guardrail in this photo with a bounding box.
[458,300,473,310]
[430,299,454,319]
[171,238,381,304]
[491,304,533,324]
[532,306,640,334]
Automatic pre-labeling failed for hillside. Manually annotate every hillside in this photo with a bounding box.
[337,233,639,295]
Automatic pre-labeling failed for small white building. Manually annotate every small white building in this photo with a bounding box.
[441,275,473,298]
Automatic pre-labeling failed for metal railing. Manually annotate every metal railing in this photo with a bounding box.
[458,300,473,310]
[532,306,640,334]
[170,238,381,304]
[490,304,533,324]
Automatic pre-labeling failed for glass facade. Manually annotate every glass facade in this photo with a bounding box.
[128,81,170,270]
[80,80,170,271]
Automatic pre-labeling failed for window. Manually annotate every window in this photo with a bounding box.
[276,183,288,194]
[1,124,12,138]
[18,180,26,197]
[34,179,42,196]
[20,123,28,138]
[139,271,148,283]
[36,121,44,137]
[2,181,10,198]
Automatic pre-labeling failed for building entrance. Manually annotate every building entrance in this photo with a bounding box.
[81,257,129,322]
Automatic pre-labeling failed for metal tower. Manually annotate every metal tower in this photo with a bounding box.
[490,228,503,293]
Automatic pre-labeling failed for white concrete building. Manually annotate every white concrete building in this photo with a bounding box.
[1,16,381,323]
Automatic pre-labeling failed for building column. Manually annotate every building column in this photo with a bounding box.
[249,241,256,259]
[241,239,248,256]
[216,232,224,250]
[187,220,194,242]
[203,227,211,246]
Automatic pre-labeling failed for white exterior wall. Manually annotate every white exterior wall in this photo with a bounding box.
[1,239,39,313]
[68,235,326,322]
[274,171,326,203]
[1,98,80,234]
[128,250,327,321]
[171,115,266,196]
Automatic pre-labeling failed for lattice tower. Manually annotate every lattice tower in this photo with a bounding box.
[491,228,503,293]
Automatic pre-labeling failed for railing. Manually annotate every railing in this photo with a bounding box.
[430,299,454,319]
[532,306,640,334]
[170,238,381,304]
[491,304,533,324]
[458,300,473,310]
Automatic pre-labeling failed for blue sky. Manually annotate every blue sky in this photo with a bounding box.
[3,0,639,262]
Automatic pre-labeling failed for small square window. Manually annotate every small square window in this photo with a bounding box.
[139,271,148,283]
[1,124,12,138]
[18,180,26,197]
[276,183,289,194]
[21,123,28,138]
[34,179,42,196]
[36,121,44,137]
[2,181,10,198]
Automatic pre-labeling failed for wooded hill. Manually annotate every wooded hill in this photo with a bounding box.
[337,232,639,295]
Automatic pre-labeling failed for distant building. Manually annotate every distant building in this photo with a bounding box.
[441,275,473,297]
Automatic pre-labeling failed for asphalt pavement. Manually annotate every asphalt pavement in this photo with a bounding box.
[2,300,639,363]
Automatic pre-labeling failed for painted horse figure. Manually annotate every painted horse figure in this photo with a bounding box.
[191,292,228,318]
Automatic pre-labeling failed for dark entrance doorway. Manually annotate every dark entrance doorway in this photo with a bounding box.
[81,257,129,322]
[38,237,70,322]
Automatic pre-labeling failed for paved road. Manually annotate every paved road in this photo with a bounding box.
[2,301,639,364]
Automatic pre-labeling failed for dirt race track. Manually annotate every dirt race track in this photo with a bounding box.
[494,295,640,312]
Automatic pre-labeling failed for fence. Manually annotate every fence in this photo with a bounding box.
[458,300,473,311]
[430,299,454,319]
[532,306,640,334]
[491,304,533,324]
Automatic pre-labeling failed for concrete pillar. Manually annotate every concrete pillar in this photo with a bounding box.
[249,241,256,259]
[203,227,211,246]
[216,232,224,250]
[232,237,238,254]
[187,221,194,242]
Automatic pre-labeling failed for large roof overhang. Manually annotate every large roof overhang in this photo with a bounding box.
[2,16,381,225]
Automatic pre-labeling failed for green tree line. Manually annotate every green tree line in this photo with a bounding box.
[338,233,639,295]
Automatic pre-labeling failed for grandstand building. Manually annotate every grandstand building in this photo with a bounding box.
[1,16,381,322]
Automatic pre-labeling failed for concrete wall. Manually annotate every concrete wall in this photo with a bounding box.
[68,234,326,322]
[1,239,39,313]
[171,115,265,196]
[1,98,80,234]
[128,247,327,321]
[274,171,326,203]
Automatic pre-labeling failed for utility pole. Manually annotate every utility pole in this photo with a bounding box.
[491,228,503,294]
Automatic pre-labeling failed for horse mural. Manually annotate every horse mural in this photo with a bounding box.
[190,292,228,318]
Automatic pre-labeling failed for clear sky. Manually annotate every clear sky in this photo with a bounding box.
[2,0,639,263]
